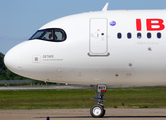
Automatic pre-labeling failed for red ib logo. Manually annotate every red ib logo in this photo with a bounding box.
[136,19,165,31]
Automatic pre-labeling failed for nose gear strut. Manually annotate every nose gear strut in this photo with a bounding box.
[90,85,107,118]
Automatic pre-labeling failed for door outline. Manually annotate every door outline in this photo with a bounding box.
[89,18,108,55]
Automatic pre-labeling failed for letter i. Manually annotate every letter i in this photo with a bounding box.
[136,19,142,31]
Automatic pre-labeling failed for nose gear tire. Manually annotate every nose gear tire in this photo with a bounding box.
[90,104,105,118]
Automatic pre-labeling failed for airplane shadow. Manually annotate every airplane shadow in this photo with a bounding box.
[36,116,166,119]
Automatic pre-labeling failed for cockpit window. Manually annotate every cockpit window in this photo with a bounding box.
[41,30,53,40]
[30,30,45,39]
[29,28,67,42]
[55,30,66,41]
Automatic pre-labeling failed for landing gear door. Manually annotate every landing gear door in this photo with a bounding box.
[89,18,108,55]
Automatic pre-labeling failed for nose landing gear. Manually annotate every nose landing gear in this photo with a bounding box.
[90,85,107,118]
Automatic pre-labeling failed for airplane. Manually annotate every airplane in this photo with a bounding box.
[4,2,166,117]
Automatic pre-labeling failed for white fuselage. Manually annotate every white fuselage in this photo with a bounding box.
[4,10,166,86]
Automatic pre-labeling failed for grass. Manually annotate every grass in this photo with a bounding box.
[0,87,166,109]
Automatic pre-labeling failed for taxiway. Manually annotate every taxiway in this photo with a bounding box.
[0,108,166,120]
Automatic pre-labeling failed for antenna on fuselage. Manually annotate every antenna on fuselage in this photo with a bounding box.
[102,3,109,11]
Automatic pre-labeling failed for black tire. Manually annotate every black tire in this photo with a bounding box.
[90,104,105,118]
[102,106,106,117]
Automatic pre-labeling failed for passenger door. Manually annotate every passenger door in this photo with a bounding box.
[89,18,108,55]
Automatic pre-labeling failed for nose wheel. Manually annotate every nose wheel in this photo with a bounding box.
[90,85,107,118]
[90,104,105,117]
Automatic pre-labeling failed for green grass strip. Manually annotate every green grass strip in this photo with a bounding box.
[0,87,166,109]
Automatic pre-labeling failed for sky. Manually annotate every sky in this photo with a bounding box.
[1,0,166,54]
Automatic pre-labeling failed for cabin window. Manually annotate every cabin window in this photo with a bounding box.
[147,33,151,39]
[157,32,161,39]
[29,28,67,42]
[127,33,132,39]
[137,33,141,39]
[117,33,122,39]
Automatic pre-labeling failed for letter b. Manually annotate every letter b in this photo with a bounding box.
[147,19,165,31]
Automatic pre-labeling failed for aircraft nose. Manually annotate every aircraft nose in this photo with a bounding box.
[4,44,22,73]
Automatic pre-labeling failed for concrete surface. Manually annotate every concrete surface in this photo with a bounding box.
[0,85,91,90]
[0,108,166,120]
[0,85,163,90]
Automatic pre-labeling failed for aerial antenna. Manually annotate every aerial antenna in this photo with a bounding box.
[102,3,109,12]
